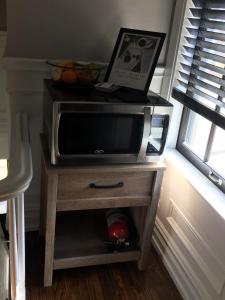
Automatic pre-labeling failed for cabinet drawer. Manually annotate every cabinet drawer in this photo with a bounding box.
[58,171,154,201]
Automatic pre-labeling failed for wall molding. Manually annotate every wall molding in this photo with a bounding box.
[153,221,200,300]
[3,57,165,94]
[153,214,225,300]
[167,199,225,295]
[2,57,165,74]
[153,218,207,300]
[2,57,48,72]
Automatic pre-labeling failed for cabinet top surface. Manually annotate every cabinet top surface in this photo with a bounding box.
[44,79,172,107]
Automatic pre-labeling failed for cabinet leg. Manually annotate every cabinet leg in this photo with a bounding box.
[44,174,57,287]
[137,170,164,270]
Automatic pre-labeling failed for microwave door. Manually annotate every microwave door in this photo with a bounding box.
[56,110,145,160]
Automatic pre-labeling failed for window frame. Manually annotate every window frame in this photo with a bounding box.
[177,106,225,193]
[170,0,225,193]
[160,0,225,193]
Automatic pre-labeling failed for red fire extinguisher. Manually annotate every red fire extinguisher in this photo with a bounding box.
[106,209,130,248]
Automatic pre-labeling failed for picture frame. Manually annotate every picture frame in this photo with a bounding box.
[104,28,166,95]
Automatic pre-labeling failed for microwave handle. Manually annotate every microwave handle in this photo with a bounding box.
[137,106,151,162]
[158,114,169,154]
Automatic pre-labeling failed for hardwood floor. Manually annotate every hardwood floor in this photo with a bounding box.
[26,232,183,300]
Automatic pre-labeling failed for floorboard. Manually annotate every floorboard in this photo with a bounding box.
[26,232,183,300]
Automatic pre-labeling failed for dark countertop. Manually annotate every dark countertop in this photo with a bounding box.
[44,79,172,107]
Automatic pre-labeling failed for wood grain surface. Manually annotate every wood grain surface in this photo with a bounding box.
[40,135,166,287]
[26,232,183,300]
[56,196,151,212]
[43,174,58,286]
[58,171,154,200]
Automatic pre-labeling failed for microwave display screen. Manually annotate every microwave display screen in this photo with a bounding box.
[58,113,144,155]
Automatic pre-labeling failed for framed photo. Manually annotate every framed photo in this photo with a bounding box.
[104,28,166,95]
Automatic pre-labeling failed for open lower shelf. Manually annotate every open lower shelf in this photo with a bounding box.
[53,210,140,270]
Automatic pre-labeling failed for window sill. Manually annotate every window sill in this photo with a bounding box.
[164,148,225,220]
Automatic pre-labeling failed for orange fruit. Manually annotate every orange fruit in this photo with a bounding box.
[61,70,78,84]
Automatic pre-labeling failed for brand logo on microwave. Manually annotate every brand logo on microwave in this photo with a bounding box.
[94,149,105,154]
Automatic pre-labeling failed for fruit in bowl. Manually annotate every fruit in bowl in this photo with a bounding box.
[77,70,92,85]
[47,60,104,85]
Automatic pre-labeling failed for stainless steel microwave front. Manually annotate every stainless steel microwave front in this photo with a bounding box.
[44,97,172,165]
[50,101,154,165]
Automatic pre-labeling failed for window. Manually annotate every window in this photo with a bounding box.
[173,0,225,192]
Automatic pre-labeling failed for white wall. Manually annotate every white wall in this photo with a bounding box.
[152,1,225,299]
[5,0,174,63]
[154,151,225,300]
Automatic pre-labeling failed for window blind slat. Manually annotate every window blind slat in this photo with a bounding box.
[181,54,193,64]
[201,19,225,31]
[179,62,225,87]
[185,27,225,43]
[180,63,192,74]
[177,79,189,90]
[185,37,198,47]
[192,59,225,76]
[177,81,225,109]
[196,40,225,54]
[188,18,200,28]
[189,68,225,86]
[188,17,225,31]
[185,38,225,54]
[186,28,198,37]
[193,0,225,9]
[202,9,225,21]
[199,30,225,43]
[188,77,225,97]
[190,8,202,18]
[180,66,225,88]
[183,46,195,56]
[179,71,190,81]
[194,49,225,65]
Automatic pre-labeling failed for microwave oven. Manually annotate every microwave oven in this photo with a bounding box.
[43,80,173,165]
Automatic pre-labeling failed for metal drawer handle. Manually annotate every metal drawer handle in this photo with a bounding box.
[89,182,124,189]
[208,171,222,186]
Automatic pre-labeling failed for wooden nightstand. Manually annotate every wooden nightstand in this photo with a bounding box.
[40,135,165,286]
